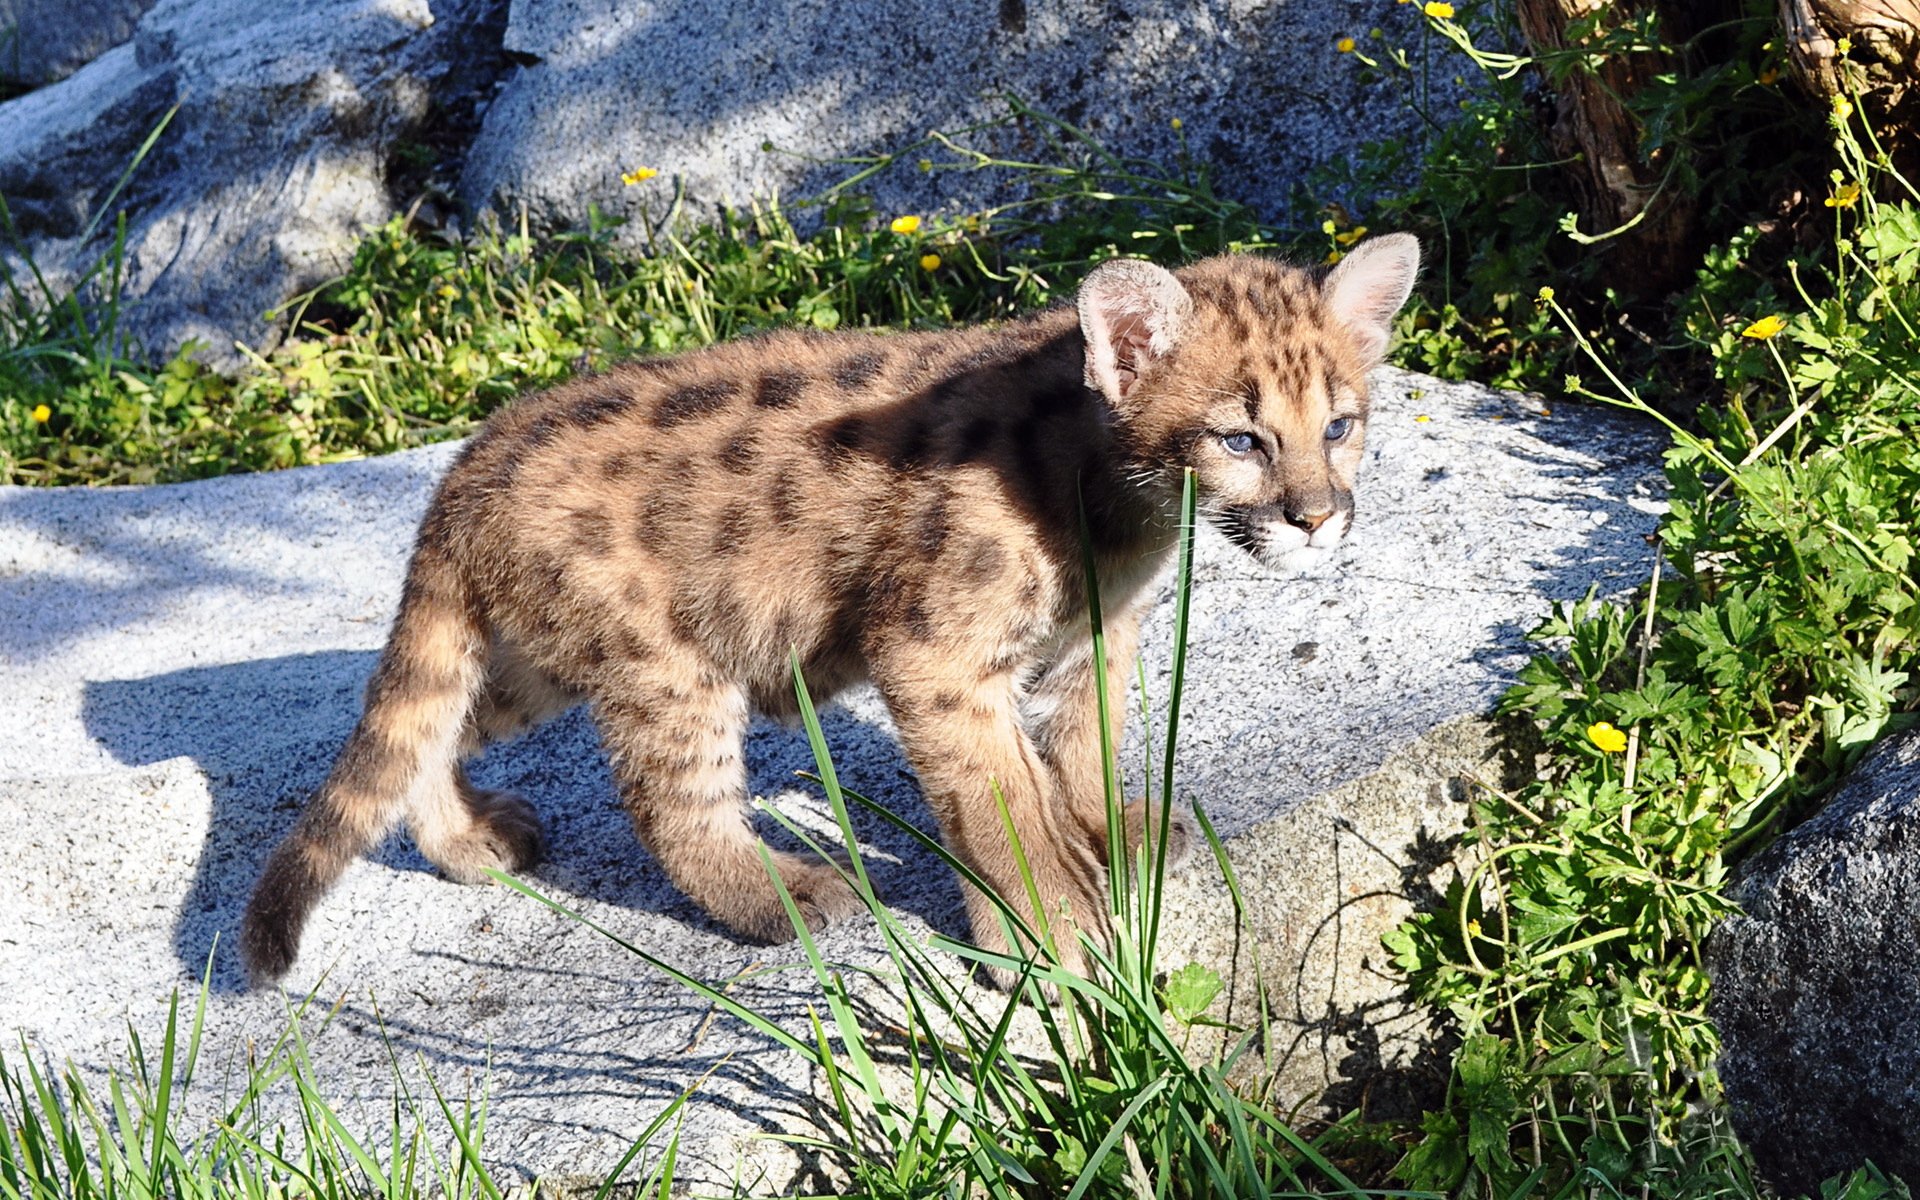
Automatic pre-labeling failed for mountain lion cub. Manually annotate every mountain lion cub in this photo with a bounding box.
[241,234,1421,983]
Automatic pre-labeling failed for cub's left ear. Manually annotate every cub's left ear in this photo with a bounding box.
[1077,258,1193,406]
[1323,232,1421,365]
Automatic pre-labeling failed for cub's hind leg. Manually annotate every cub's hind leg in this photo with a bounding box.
[241,549,486,984]
[409,642,577,883]
[591,654,862,942]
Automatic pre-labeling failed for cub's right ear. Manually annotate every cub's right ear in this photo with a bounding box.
[1077,258,1193,406]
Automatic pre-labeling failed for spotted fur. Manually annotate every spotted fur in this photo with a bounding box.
[240,235,1421,984]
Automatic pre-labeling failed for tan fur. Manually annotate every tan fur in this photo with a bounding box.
[239,236,1421,984]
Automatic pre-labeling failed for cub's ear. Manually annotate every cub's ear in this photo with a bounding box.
[1323,232,1421,365]
[1077,258,1193,405]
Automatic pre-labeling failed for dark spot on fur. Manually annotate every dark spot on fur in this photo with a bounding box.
[931,690,965,712]
[754,370,807,409]
[833,351,887,390]
[949,416,998,464]
[567,390,636,430]
[720,432,759,470]
[654,381,735,428]
[622,578,650,607]
[888,422,933,472]
[815,415,868,468]
[904,599,936,641]
[524,413,565,449]
[916,498,949,560]
[567,507,613,557]
[963,539,1006,581]
[601,451,642,481]
[713,502,752,554]
[769,477,800,527]
[633,492,675,548]
[580,635,609,667]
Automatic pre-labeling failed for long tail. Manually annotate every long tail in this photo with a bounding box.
[240,540,485,984]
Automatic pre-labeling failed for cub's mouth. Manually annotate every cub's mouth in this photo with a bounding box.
[1207,503,1353,574]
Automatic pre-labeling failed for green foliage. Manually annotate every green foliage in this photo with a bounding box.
[1324,0,1827,399]
[1383,54,1920,1196]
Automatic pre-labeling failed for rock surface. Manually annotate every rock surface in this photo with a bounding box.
[0,0,156,87]
[0,0,1436,366]
[1709,729,1920,1193]
[0,0,507,365]
[0,368,1664,1186]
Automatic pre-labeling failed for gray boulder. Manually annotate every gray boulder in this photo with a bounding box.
[0,0,1435,366]
[458,0,1424,248]
[0,0,507,365]
[1709,729,1920,1193]
[0,0,154,88]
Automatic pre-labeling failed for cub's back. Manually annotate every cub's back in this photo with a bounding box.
[426,310,1102,699]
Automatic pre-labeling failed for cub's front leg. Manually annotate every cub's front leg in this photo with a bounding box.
[1027,611,1193,877]
[873,653,1112,982]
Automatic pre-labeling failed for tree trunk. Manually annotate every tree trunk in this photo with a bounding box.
[1512,0,1724,296]
[1779,0,1920,179]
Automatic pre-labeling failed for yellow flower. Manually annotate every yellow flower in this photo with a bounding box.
[1334,224,1369,246]
[1836,36,1852,54]
[1757,66,1780,86]
[1587,722,1628,754]
[1536,285,1555,302]
[30,403,50,424]
[1825,183,1861,208]
[1336,36,1356,52]
[1423,1,1455,17]
[1465,919,1482,938]
[620,167,659,185]
[1170,117,1183,130]
[1832,96,1854,121]
[1413,414,1431,423]
[438,285,460,299]
[889,215,922,235]
[919,253,942,271]
[1325,249,1345,264]
[1741,314,1788,340]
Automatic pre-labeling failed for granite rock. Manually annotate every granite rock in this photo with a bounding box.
[1709,729,1920,1193]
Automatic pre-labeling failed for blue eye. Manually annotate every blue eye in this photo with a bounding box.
[1326,418,1354,441]
[1221,432,1257,455]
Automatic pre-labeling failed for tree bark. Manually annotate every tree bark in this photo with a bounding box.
[1779,0,1920,178]
[1513,0,1716,295]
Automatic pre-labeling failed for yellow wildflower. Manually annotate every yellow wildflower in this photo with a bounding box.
[1832,96,1854,121]
[1537,285,1555,302]
[1826,183,1861,208]
[1586,722,1628,754]
[1465,919,1482,938]
[1741,314,1788,340]
[1170,117,1183,130]
[1336,36,1356,53]
[30,403,50,424]
[620,167,659,185]
[889,215,922,235]
[1334,225,1369,246]
[438,285,460,299]
[1325,249,1345,264]
[1836,36,1852,54]
[1413,414,1431,423]
[919,253,942,271]
[1423,1,1455,17]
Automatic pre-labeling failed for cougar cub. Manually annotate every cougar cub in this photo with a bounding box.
[241,234,1421,983]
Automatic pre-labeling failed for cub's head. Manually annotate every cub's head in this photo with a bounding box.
[1078,235,1420,572]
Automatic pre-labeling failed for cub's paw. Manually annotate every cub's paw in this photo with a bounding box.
[1123,799,1196,874]
[779,857,870,933]
[430,790,546,884]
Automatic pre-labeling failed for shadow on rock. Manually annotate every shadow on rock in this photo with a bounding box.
[82,650,964,992]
